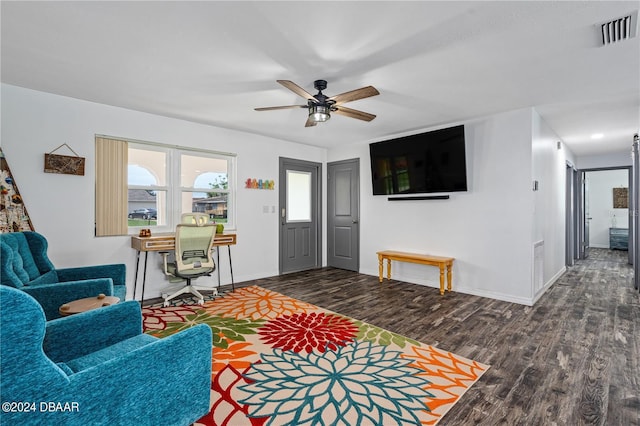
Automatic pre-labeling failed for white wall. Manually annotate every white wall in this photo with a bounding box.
[1,84,576,306]
[577,151,633,169]
[531,110,575,302]
[1,84,326,299]
[329,108,548,305]
[586,169,630,248]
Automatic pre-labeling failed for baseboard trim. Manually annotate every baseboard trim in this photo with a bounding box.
[532,266,566,304]
[360,268,535,306]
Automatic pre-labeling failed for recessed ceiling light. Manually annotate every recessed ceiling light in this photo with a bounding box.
[591,133,604,139]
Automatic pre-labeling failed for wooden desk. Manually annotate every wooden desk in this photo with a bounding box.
[377,250,454,295]
[131,233,237,304]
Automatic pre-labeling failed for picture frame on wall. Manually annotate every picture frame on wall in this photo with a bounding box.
[613,187,628,209]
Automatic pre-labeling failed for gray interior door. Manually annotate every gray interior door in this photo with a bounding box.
[628,162,635,266]
[579,171,591,259]
[327,159,360,271]
[279,158,321,274]
[632,135,639,290]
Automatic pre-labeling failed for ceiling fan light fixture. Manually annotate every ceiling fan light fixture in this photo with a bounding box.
[256,79,378,126]
[309,104,331,122]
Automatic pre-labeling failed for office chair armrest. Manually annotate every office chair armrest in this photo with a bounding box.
[159,251,172,276]
[43,300,143,363]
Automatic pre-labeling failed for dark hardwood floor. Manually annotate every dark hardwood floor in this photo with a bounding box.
[242,248,639,425]
[147,248,639,425]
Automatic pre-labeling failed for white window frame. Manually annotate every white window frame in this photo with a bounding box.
[127,141,236,234]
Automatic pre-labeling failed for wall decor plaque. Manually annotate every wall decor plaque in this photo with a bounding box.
[44,143,85,176]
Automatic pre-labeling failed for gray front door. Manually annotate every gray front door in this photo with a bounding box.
[327,158,359,271]
[279,158,322,274]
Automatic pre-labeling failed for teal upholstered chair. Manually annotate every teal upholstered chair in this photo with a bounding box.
[0,285,212,426]
[0,231,126,320]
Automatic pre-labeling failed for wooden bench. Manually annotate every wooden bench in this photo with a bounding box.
[377,250,455,295]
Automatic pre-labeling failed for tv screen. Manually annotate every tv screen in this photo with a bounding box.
[369,125,467,195]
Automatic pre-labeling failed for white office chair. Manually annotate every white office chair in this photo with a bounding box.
[160,222,217,307]
[181,212,210,226]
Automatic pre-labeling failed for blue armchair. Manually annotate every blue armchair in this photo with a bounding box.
[0,286,213,426]
[0,231,126,320]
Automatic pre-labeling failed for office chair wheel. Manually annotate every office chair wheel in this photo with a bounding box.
[197,298,204,305]
[163,301,170,307]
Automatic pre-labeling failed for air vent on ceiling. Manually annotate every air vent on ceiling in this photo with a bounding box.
[599,10,638,46]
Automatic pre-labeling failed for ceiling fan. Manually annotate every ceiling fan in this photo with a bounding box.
[255,79,379,127]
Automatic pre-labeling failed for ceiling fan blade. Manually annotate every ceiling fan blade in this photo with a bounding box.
[254,105,306,111]
[332,106,376,122]
[329,86,379,105]
[277,80,317,101]
[305,116,317,127]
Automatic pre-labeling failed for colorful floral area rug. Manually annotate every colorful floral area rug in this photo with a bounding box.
[142,285,489,426]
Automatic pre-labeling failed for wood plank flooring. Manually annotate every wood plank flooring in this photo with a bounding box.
[235,248,640,425]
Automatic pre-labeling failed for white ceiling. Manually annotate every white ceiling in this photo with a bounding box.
[2,1,639,156]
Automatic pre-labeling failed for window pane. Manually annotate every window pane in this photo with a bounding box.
[127,190,167,226]
[128,147,167,228]
[287,170,311,222]
[181,154,227,189]
[129,148,166,186]
[182,191,228,223]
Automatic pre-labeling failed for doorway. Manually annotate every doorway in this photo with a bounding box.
[327,158,360,271]
[576,167,632,264]
[278,157,322,274]
[565,163,579,266]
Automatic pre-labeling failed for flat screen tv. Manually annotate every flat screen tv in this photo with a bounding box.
[369,125,467,195]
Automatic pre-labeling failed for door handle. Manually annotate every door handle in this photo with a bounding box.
[352,219,359,224]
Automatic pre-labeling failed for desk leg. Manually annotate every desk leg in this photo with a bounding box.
[140,252,149,305]
[216,249,221,289]
[228,245,234,291]
[447,263,452,292]
[378,254,383,283]
[439,264,445,295]
[133,250,141,301]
